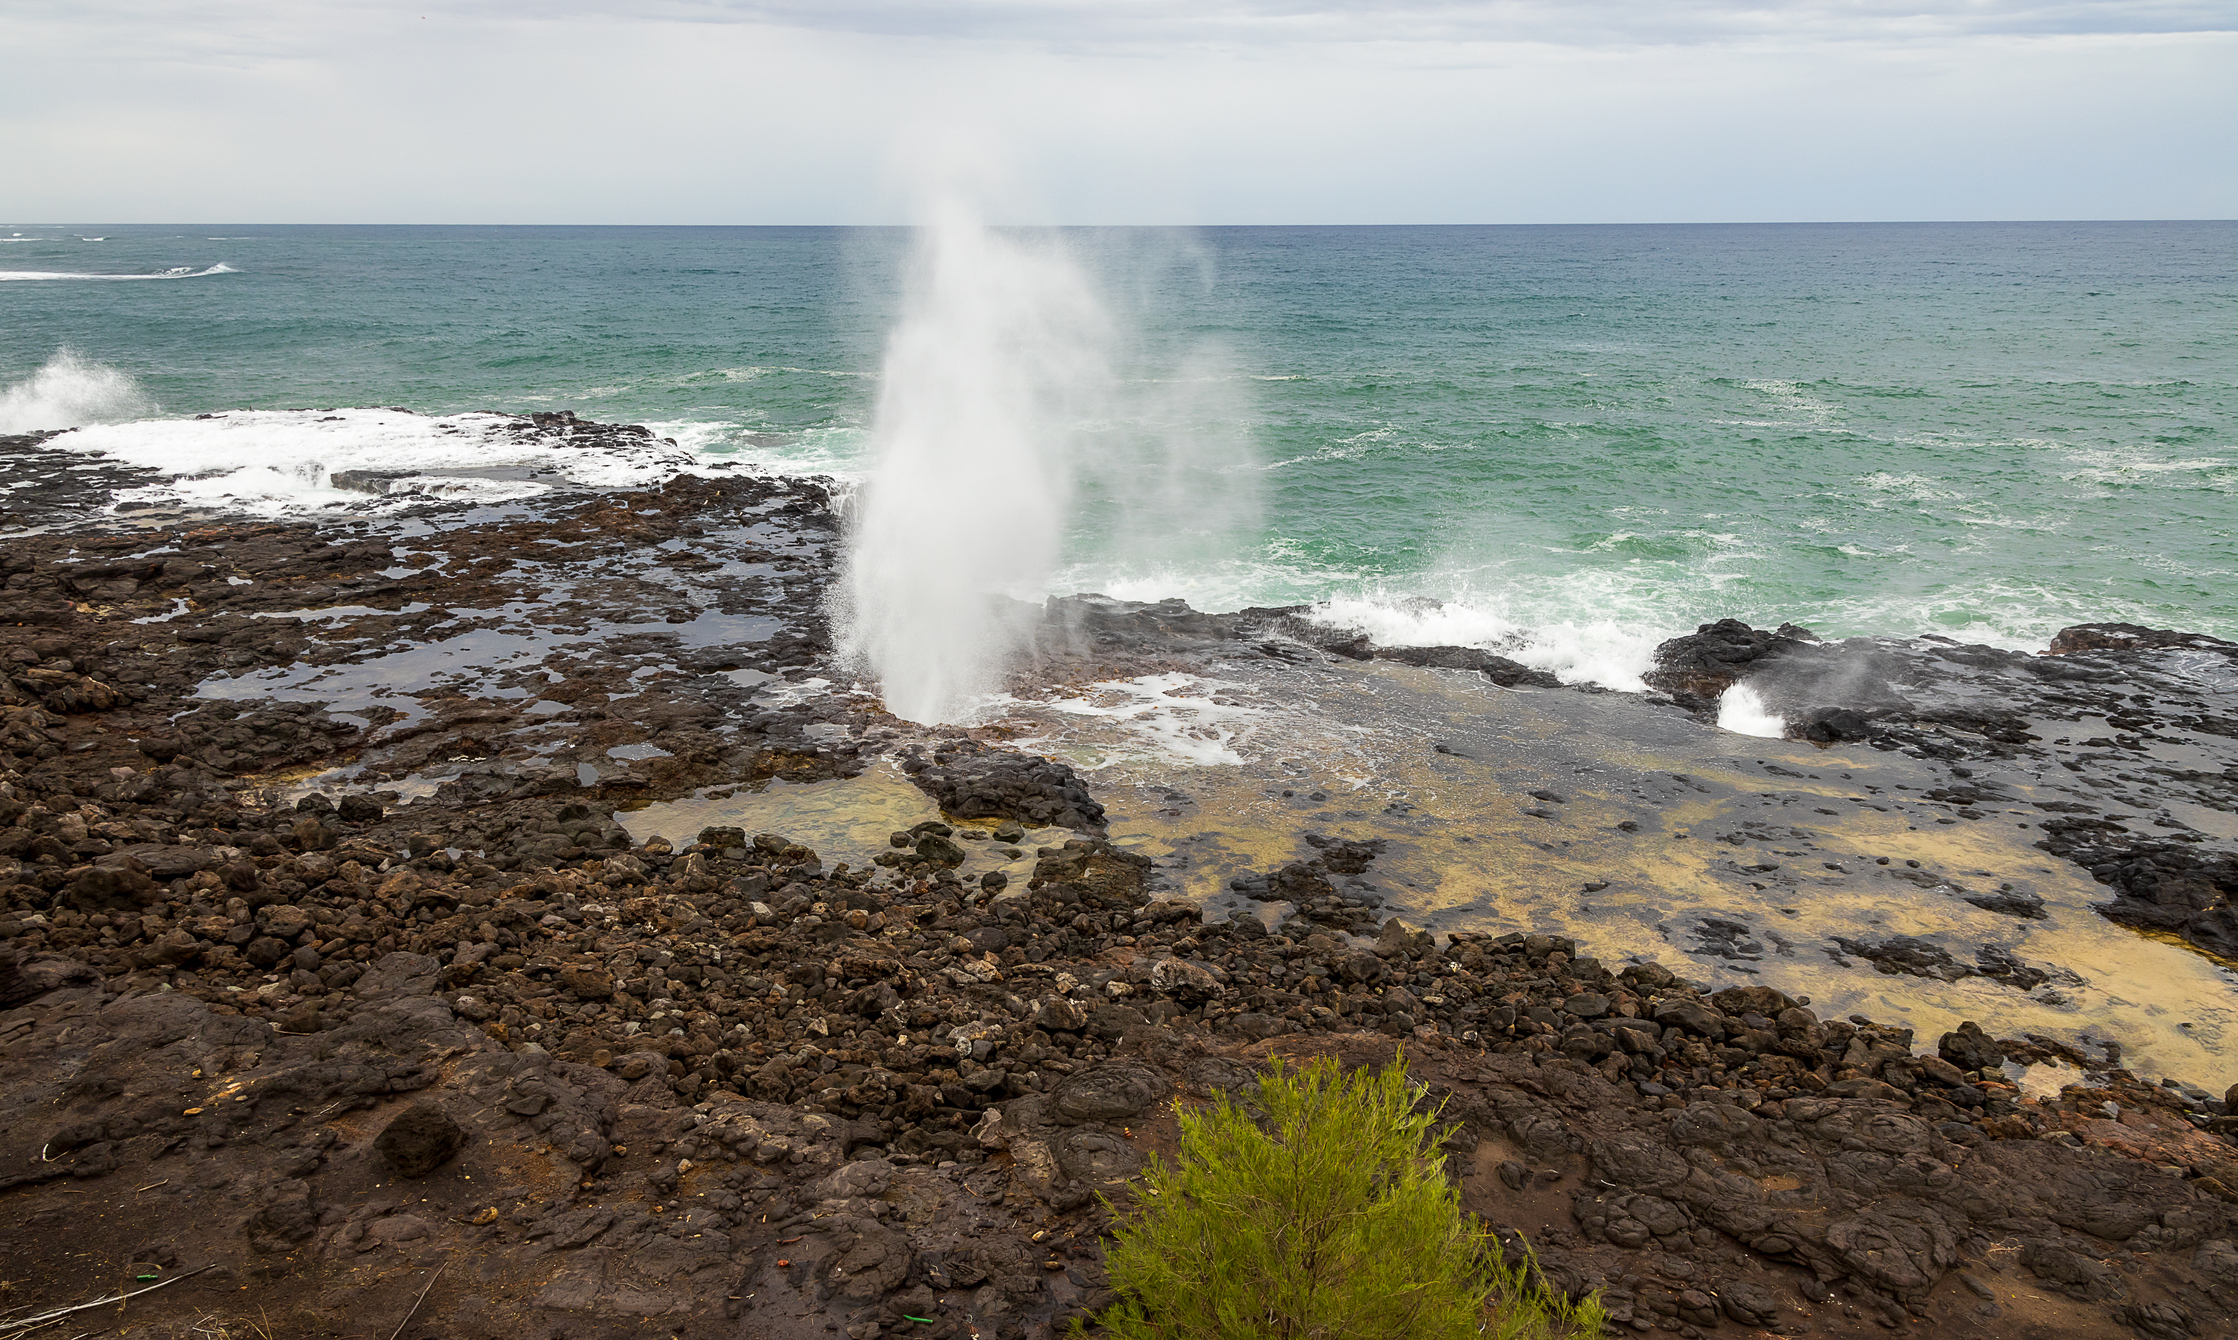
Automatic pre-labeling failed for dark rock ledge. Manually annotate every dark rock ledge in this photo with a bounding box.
[1,442,2235,1339]
[1640,618,2238,963]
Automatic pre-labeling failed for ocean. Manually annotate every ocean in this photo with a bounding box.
[5,221,2233,687]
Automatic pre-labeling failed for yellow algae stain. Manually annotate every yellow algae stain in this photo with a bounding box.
[615,760,1071,881]
[996,657,2238,1089]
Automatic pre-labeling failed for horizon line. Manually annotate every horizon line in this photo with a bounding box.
[7,218,2235,230]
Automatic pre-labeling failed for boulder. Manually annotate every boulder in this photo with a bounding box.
[1048,1064,1170,1125]
[373,1102,467,1178]
[1939,1021,2003,1074]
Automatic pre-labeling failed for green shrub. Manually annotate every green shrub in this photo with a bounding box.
[1085,1052,1604,1340]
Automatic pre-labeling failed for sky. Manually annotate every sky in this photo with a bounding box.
[5,1,2234,223]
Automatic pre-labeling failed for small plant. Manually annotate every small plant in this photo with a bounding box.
[1085,1052,1603,1340]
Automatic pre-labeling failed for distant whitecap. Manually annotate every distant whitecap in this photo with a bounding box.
[0,263,234,282]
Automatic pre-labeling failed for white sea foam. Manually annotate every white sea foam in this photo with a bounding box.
[643,420,742,456]
[1856,471,1962,504]
[1306,592,1667,692]
[705,426,872,480]
[1716,683,1787,738]
[646,419,874,479]
[0,263,234,282]
[1037,672,1263,767]
[2060,448,2234,486]
[49,407,692,516]
[0,351,156,433]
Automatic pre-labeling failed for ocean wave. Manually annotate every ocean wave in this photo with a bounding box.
[646,420,748,455]
[0,263,235,282]
[685,365,874,383]
[690,424,871,479]
[2060,452,2234,484]
[47,408,693,517]
[1855,471,1963,503]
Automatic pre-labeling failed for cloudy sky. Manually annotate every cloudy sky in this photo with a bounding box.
[7,1,2234,222]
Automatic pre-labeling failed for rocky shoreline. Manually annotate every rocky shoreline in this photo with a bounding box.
[3,421,2238,1339]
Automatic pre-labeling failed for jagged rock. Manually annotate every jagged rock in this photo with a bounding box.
[904,740,1105,832]
[1940,1021,2003,1073]
[1645,619,1816,700]
[2049,623,2238,657]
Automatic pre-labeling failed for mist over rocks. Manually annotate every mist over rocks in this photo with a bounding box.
[1645,618,1828,702]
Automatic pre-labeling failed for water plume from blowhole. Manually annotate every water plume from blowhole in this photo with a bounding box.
[837,197,1115,725]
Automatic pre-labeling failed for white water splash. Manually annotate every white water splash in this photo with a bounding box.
[1307,592,1666,692]
[1716,682,1787,738]
[838,197,1114,724]
[0,350,156,433]
[1036,672,1265,767]
[55,408,690,516]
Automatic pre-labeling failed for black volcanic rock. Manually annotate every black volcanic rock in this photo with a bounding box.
[2039,824,2238,960]
[1647,619,1913,736]
[1645,618,1817,700]
[905,739,1106,832]
[2049,622,2238,658]
[4,418,2238,1340]
[0,950,98,1007]
[375,1101,468,1178]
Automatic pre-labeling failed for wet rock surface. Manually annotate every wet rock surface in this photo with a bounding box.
[1641,619,2238,962]
[2,442,2235,1339]
[902,739,1106,833]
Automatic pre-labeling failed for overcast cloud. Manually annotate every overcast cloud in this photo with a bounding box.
[5,1,2233,221]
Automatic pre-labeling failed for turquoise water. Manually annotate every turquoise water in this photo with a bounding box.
[4,223,2233,659]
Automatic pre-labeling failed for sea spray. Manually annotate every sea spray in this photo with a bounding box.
[838,200,1115,724]
[1056,245,1260,601]
[0,350,154,434]
[1716,682,1787,738]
